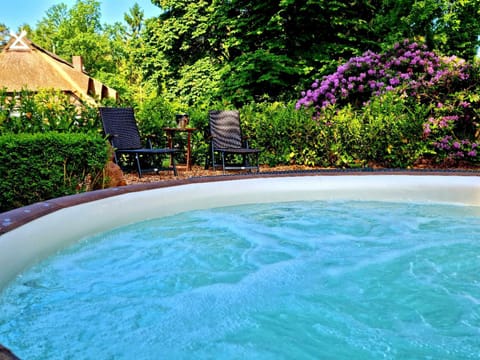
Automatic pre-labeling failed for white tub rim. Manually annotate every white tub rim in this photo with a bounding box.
[1,172,479,290]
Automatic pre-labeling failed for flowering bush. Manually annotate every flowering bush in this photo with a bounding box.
[296,39,471,111]
[296,39,480,166]
[424,96,479,161]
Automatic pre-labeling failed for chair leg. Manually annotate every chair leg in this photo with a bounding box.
[113,151,120,165]
[171,155,178,176]
[205,144,212,170]
[205,153,209,170]
[135,153,142,178]
[211,147,217,170]
[221,152,226,174]
[242,154,250,168]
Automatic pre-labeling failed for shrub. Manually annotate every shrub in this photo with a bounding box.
[296,40,471,111]
[188,98,428,168]
[135,97,206,165]
[0,89,102,134]
[422,88,480,163]
[317,93,430,168]
[135,97,177,145]
[0,132,108,212]
[296,40,480,166]
[184,101,318,168]
[183,106,212,167]
[241,102,320,167]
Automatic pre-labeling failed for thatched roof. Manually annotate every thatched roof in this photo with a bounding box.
[0,32,117,104]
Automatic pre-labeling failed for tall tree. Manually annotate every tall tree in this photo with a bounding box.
[372,0,480,60]
[103,3,152,102]
[428,0,480,60]
[31,0,112,74]
[24,0,480,107]
[0,23,9,48]
[145,0,381,105]
[30,0,155,103]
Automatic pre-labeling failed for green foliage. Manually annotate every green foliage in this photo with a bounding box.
[188,82,477,169]
[133,97,207,166]
[239,102,321,166]
[0,23,8,47]
[31,0,112,74]
[236,95,428,169]
[221,51,298,105]
[1,0,478,194]
[323,93,430,168]
[423,85,480,163]
[135,97,177,145]
[0,132,108,212]
[180,106,212,166]
[145,0,383,106]
[0,89,101,134]
[417,61,480,163]
[104,4,151,104]
[145,0,480,107]
[164,58,222,107]
[376,0,480,61]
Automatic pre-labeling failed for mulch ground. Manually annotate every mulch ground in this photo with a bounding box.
[123,162,479,185]
[122,164,318,184]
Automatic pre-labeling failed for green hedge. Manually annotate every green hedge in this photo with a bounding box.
[166,99,426,169]
[0,132,108,212]
[129,95,479,170]
[185,98,430,169]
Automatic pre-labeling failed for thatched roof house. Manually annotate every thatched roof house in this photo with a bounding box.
[0,32,117,104]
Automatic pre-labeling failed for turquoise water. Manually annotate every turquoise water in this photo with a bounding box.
[1,200,480,359]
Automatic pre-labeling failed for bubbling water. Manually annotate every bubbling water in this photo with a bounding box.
[1,200,480,359]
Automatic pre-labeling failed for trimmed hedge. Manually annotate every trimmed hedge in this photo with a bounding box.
[0,132,108,212]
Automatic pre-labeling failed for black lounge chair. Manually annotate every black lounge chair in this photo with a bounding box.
[207,110,261,173]
[99,107,180,177]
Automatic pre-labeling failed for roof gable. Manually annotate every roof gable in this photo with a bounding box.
[7,31,30,51]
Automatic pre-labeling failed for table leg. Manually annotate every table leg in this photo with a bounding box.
[166,131,174,167]
[186,131,192,171]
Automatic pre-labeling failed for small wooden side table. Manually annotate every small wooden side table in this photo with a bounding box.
[164,127,197,171]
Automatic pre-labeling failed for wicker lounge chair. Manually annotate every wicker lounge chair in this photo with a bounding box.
[207,110,261,173]
[99,107,180,177]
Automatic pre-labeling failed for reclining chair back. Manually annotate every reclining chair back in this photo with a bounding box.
[209,110,243,150]
[100,107,142,150]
